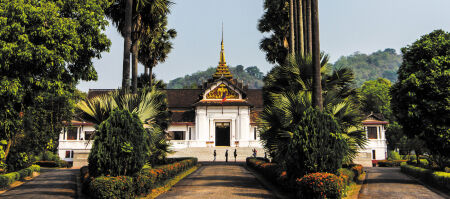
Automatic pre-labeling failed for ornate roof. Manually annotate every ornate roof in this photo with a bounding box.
[212,27,232,79]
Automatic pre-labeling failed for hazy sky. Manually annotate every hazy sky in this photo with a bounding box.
[77,0,450,92]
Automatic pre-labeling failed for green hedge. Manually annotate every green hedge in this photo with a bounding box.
[34,160,71,168]
[0,165,40,189]
[246,157,279,183]
[296,172,345,199]
[89,176,135,199]
[401,164,449,191]
[378,160,407,167]
[81,157,198,198]
[337,168,355,185]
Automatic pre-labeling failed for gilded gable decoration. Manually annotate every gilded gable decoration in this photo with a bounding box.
[206,83,239,99]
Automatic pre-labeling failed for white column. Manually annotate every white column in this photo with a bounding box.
[239,108,250,141]
[231,119,236,143]
[209,119,214,141]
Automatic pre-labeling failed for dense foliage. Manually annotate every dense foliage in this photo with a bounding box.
[88,109,148,177]
[167,65,265,89]
[391,30,449,168]
[283,108,347,179]
[401,164,450,191]
[359,78,392,119]
[0,0,110,169]
[333,48,402,86]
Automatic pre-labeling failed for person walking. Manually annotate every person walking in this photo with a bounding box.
[234,149,237,162]
[213,150,216,162]
[225,149,229,162]
[252,148,257,158]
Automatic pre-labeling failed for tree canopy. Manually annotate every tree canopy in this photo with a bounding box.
[391,30,449,166]
[359,78,392,120]
[0,0,110,165]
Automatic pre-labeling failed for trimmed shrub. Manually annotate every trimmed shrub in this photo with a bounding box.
[407,159,429,168]
[134,157,197,195]
[378,160,407,167]
[350,165,363,178]
[432,172,450,190]
[89,176,135,199]
[34,160,71,168]
[284,108,348,179]
[387,151,401,160]
[401,164,433,182]
[88,109,148,177]
[337,168,355,185]
[246,157,279,183]
[296,172,345,199]
[0,165,40,189]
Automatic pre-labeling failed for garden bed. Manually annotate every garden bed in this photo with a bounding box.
[0,165,41,191]
[80,157,198,198]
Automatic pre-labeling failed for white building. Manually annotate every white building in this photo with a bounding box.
[58,37,264,163]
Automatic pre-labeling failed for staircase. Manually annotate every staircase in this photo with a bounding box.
[167,147,266,162]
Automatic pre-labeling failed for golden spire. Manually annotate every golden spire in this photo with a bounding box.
[213,23,233,79]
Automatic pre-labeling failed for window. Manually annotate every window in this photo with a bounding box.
[254,127,257,140]
[188,128,192,140]
[372,150,376,160]
[65,150,74,158]
[84,131,95,140]
[367,127,378,139]
[67,127,78,140]
[171,131,185,140]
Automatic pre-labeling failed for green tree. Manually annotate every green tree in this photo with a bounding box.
[0,0,110,161]
[88,109,148,177]
[360,78,392,119]
[391,30,449,168]
[258,0,289,65]
[260,56,366,165]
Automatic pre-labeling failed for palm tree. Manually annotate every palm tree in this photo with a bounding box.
[260,55,366,164]
[311,0,322,110]
[139,17,176,87]
[76,86,170,129]
[289,0,295,55]
[122,0,133,90]
[105,0,172,93]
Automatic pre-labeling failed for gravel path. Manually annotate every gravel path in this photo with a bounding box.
[359,167,447,199]
[157,163,275,199]
[1,168,77,199]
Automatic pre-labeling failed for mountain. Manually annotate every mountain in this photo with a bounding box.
[167,65,264,89]
[332,48,402,86]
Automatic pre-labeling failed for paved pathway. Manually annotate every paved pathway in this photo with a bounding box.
[359,167,448,199]
[1,168,77,199]
[157,163,275,199]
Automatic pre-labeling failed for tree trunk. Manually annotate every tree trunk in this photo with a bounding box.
[144,65,148,75]
[122,0,133,91]
[131,40,139,93]
[3,139,12,161]
[311,0,322,110]
[297,0,304,57]
[289,0,295,55]
[305,0,312,55]
[149,66,153,87]
[302,0,307,54]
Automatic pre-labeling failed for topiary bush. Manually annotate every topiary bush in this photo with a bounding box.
[89,176,135,199]
[88,109,148,177]
[378,160,407,167]
[284,108,348,180]
[0,165,40,189]
[387,151,402,160]
[296,172,345,199]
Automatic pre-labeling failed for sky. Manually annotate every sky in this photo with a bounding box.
[77,0,450,92]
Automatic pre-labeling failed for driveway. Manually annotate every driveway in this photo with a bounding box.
[1,168,77,199]
[359,167,447,199]
[157,163,275,199]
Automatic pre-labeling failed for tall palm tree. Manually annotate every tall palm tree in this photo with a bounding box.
[311,0,322,110]
[122,0,133,90]
[296,0,304,56]
[105,0,172,93]
[261,55,366,164]
[289,0,295,55]
[139,17,176,87]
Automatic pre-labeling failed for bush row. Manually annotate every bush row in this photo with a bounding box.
[377,160,408,167]
[401,164,450,191]
[82,157,198,198]
[34,160,72,168]
[0,165,40,189]
[246,158,364,198]
[246,157,279,183]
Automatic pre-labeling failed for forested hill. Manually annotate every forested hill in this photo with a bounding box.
[332,48,402,86]
[167,48,402,89]
[167,65,264,89]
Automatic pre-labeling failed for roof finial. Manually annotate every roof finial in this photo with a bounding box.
[213,22,232,79]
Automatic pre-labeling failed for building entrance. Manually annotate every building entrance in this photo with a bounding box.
[215,122,230,146]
